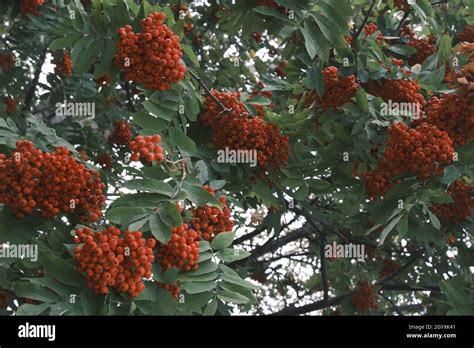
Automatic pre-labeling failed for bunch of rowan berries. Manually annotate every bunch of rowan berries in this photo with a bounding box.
[78,150,90,161]
[4,97,17,114]
[0,140,106,222]
[364,122,454,198]
[252,32,263,43]
[423,93,474,147]
[384,0,411,11]
[346,24,384,46]
[202,91,290,171]
[380,259,400,278]
[115,12,186,91]
[0,51,14,71]
[109,120,132,146]
[189,185,234,241]
[20,0,45,15]
[74,227,155,297]
[304,66,359,111]
[352,280,379,312]
[95,153,113,171]
[157,282,180,299]
[53,50,73,78]
[364,78,426,108]
[255,0,286,14]
[407,37,437,66]
[157,223,200,272]
[95,73,110,87]
[275,60,287,78]
[457,25,474,43]
[431,180,474,224]
[128,134,165,164]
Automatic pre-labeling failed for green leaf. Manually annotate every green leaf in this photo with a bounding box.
[217,290,250,304]
[300,18,329,61]
[158,202,183,228]
[182,44,199,66]
[378,214,404,246]
[203,298,217,315]
[40,250,84,287]
[386,44,417,57]
[355,88,369,112]
[17,303,51,315]
[13,281,59,303]
[133,111,169,131]
[427,209,441,229]
[436,34,452,65]
[182,183,223,208]
[211,231,235,250]
[152,264,179,284]
[50,34,82,49]
[106,207,149,225]
[186,260,218,276]
[93,40,117,78]
[149,213,172,243]
[220,273,259,289]
[124,179,173,196]
[181,281,217,294]
[75,38,105,75]
[143,100,176,121]
[169,127,197,153]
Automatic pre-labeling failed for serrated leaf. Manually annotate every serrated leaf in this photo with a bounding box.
[149,213,172,243]
[124,179,173,196]
[211,231,235,250]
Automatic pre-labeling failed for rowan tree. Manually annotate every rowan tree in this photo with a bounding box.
[0,0,472,316]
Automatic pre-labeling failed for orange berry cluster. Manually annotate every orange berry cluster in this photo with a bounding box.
[407,37,437,66]
[157,223,200,272]
[115,12,186,91]
[364,122,454,198]
[431,180,474,224]
[305,66,358,111]
[74,227,155,297]
[0,51,14,71]
[189,185,234,241]
[255,0,286,14]
[0,141,106,222]
[384,0,410,11]
[457,25,474,43]
[20,0,45,15]
[95,153,113,171]
[4,96,17,114]
[202,91,290,171]
[95,73,110,86]
[128,134,164,164]
[53,51,73,78]
[424,94,474,147]
[352,280,379,312]
[109,120,132,146]
[157,282,180,299]
[364,78,426,108]
[346,24,383,46]
[380,259,400,278]
[275,60,287,78]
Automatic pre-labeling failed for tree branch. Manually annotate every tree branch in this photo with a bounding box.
[353,0,376,40]
[24,46,48,111]
[188,69,232,113]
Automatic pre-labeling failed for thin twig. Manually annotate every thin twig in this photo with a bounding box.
[378,290,404,316]
[188,69,232,113]
[320,238,329,303]
[353,0,376,40]
[24,46,48,111]
[396,9,411,31]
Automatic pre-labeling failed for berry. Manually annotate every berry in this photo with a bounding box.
[431,180,473,224]
[157,282,180,298]
[189,185,234,241]
[407,37,437,66]
[0,141,106,222]
[201,91,290,171]
[364,78,426,108]
[275,60,287,78]
[74,227,155,297]
[157,223,200,272]
[303,66,359,111]
[352,280,379,312]
[53,50,73,78]
[20,0,45,16]
[128,134,164,165]
[95,73,110,86]
[109,120,132,146]
[95,153,113,171]
[0,51,14,71]
[380,259,400,278]
[114,12,186,91]
[457,25,474,43]
[423,94,474,147]
[4,97,18,114]
[364,122,454,198]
